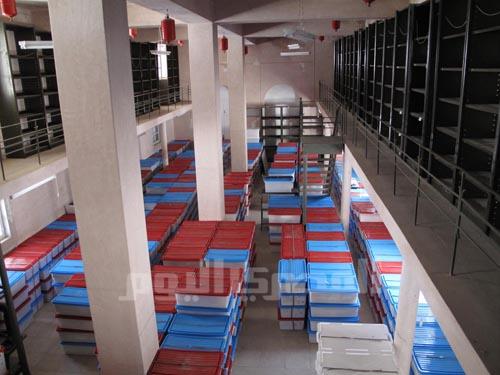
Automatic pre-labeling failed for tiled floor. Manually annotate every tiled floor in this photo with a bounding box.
[8,186,374,375]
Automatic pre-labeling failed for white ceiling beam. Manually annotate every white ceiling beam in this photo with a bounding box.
[214,0,408,24]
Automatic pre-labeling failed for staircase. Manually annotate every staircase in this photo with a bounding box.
[0,244,31,375]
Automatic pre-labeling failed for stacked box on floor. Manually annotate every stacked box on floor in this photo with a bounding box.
[268,194,301,244]
[277,259,307,330]
[167,139,191,161]
[4,222,78,326]
[224,172,253,221]
[304,195,360,343]
[264,142,298,193]
[54,273,175,356]
[278,225,306,330]
[151,221,256,375]
[0,270,31,333]
[346,171,465,375]
[247,142,263,172]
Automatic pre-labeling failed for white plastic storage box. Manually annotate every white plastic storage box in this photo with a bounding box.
[308,263,359,304]
[309,299,360,318]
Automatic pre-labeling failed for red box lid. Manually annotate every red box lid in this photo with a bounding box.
[308,251,353,263]
[268,208,302,216]
[376,261,402,274]
[65,273,87,288]
[280,238,306,259]
[153,349,224,369]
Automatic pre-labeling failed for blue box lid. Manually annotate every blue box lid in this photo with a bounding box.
[224,189,244,196]
[144,195,162,203]
[308,262,356,276]
[51,259,84,275]
[306,240,350,252]
[381,274,401,289]
[413,326,452,348]
[47,221,78,231]
[412,347,465,375]
[171,182,196,188]
[0,271,25,297]
[168,314,232,337]
[52,287,89,307]
[268,168,296,177]
[148,241,160,254]
[205,249,249,263]
[305,196,335,208]
[156,312,173,333]
[308,275,360,294]
[155,173,179,179]
[159,192,195,203]
[264,176,294,182]
[278,259,307,284]
[268,194,301,208]
[147,182,173,189]
[306,223,344,232]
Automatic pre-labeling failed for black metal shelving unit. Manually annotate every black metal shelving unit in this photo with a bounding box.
[0,23,51,158]
[332,0,500,234]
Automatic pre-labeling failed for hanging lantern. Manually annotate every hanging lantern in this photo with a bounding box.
[129,27,138,39]
[244,45,248,55]
[332,20,341,31]
[220,36,228,51]
[363,0,375,6]
[318,35,325,42]
[1,0,17,19]
[177,39,184,47]
[161,14,176,43]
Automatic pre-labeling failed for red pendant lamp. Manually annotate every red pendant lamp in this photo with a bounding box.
[244,45,248,55]
[177,39,184,47]
[221,36,228,52]
[332,20,341,32]
[161,14,176,43]
[318,35,325,42]
[1,0,17,19]
[363,0,375,6]
[129,27,138,40]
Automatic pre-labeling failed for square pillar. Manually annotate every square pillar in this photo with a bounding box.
[227,35,248,172]
[394,260,420,374]
[188,23,225,220]
[341,151,352,235]
[159,122,169,166]
[48,0,158,373]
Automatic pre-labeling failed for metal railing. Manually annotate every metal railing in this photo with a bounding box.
[319,80,500,275]
[0,116,65,181]
[134,85,191,118]
[0,85,191,182]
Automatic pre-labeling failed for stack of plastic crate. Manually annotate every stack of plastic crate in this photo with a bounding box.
[278,224,307,331]
[267,194,302,244]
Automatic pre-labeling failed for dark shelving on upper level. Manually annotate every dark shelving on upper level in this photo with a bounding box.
[333,0,500,233]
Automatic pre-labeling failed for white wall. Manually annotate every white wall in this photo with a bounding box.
[138,127,161,159]
[218,37,334,107]
[2,169,73,253]
[173,111,193,140]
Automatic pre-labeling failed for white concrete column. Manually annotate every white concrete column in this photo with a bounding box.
[394,259,420,375]
[227,35,248,172]
[159,122,169,166]
[188,23,225,220]
[49,1,158,373]
[340,151,352,235]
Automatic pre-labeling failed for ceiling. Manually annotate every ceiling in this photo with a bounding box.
[16,0,410,40]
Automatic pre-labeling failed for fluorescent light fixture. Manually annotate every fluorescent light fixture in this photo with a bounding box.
[280,51,310,57]
[18,40,53,50]
[150,50,171,56]
[287,43,300,50]
[10,176,56,200]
